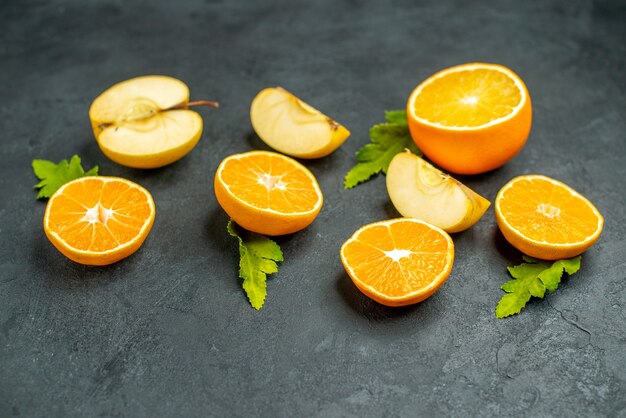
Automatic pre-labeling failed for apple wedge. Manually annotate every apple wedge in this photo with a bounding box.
[89,75,218,169]
[250,87,350,159]
[386,151,490,233]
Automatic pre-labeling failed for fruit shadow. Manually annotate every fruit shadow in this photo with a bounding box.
[204,205,233,252]
[204,205,300,289]
[75,137,195,185]
[204,205,244,295]
[383,201,401,219]
[335,271,428,321]
[453,167,506,199]
[453,169,500,185]
[75,135,106,169]
[244,130,346,173]
[493,227,523,264]
[31,233,133,291]
[245,131,273,153]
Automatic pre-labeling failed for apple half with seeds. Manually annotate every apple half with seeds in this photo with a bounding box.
[89,75,218,169]
[250,87,350,159]
[386,151,490,233]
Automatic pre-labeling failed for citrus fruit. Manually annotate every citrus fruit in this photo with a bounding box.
[495,175,603,260]
[407,63,532,175]
[340,218,454,306]
[214,150,323,235]
[44,176,156,265]
[89,75,218,169]
[250,87,350,159]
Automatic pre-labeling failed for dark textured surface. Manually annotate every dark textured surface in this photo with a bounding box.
[1,0,625,416]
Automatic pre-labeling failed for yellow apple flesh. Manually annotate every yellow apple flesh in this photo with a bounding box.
[386,151,490,233]
[89,75,204,169]
[250,87,350,159]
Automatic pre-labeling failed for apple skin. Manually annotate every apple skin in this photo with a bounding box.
[89,75,204,169]
[95,110,203,169]
[250,87,350,159]
[386,151,490,233]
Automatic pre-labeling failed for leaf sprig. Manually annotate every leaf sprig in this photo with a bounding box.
[496,256,582,318]
[32,155,98,199]
[344,110,421,189]
[227,220,284,310]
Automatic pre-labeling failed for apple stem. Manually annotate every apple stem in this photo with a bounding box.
[178,100,220,109]
[97,100,220,131]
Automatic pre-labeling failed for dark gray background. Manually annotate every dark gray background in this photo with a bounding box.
[1,0,625,416]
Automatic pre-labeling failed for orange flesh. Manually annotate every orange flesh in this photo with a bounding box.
[412,68,521,127]
[46,178,152,252]
[220,153,319,213]
[342,221,451,297]
[499,177,599,244]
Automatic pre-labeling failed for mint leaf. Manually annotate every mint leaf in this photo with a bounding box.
[496,256,582,318]
[496,292,532,318]
[32,155,98,199]
[227,220,283,310]
[344,110,421,189]
[538,258,581,292]
[384,110,408,126]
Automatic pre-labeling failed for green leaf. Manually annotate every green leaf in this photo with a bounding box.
[496,256,582,318]
[506,262,547,282]
[522,255,540,263]
[559,257,582,275]
[32,155,98,199]
[538,257,581,292]
[527,277,546,298]
[500,279,522,293]
[496,292,531,318]
[227,220,283,310]
[84,166,99,177]
[344,111,421,189]
[384,110,408,126]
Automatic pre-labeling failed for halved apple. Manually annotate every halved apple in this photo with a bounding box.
[386,151,490,233]
[250,87,350,159]
[89,75,218,169]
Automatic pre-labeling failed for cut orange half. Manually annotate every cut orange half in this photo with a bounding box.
[407,63,532,174]
[495,175,603,260]
[44,176,156,265]
[340,218,454,306]
[214,150,323,236]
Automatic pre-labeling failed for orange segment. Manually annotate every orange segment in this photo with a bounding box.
[407,63,532,174]
[340,219,454,306]
[214,150,323,235]
[43,176,155,265]
[495,175,603,260]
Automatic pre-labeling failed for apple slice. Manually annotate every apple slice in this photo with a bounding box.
[386,151,490,233]
[89,75,218,169]
[250,87,350,159]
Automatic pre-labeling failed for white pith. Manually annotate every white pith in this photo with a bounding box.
[384,248,413,262]
[460,96,479,105]
[536,203,561,219]
[257,173,287,191]
[81,204,116,224]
